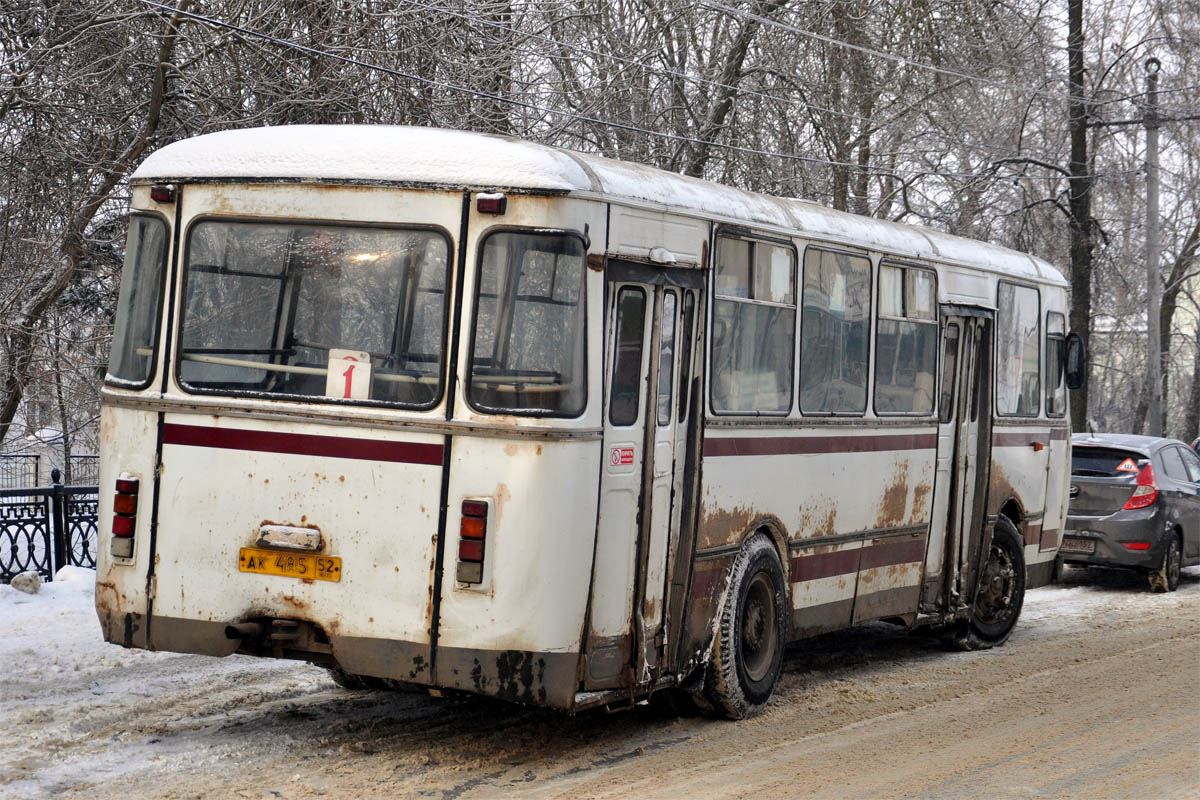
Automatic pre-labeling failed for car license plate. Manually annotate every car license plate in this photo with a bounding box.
[238,547,342,582]
[1059,537,1095,555]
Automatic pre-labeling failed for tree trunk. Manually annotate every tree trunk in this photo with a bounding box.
[1185,325,1200,443]
[1066,0,1093,433]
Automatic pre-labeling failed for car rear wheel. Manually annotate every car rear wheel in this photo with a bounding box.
[1148,534,1181,593]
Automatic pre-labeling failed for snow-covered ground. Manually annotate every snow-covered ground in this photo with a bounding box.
[2,565,1198,799]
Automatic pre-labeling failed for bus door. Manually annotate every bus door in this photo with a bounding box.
[586,261,702,690]
[923,309,992,611]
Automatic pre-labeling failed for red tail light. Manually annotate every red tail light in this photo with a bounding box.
[1122,463,1158,510]
[1121,542,1152,551]
[456,499,488,584]
[111,474,139,558]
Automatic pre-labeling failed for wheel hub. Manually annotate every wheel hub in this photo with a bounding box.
[975,543,1015,624]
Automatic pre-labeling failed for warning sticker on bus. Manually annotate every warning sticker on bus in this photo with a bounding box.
[238,547,342,582]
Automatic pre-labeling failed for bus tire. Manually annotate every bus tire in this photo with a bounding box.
[704,535,787,719]
[949,516,1026,650]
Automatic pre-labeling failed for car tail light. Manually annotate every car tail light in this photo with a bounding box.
[456,499,488,584]
[1122,463,1158,510]
[1121,542,1152,551]
[111,474,139,558]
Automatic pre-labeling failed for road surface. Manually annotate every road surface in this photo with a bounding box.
[3,565,1198,799]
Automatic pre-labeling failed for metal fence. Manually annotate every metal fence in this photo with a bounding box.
[0,454,41,490]
[68,455,100,485]
[1,469,99,583]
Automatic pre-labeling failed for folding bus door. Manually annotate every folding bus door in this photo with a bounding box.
[585,261,703,691]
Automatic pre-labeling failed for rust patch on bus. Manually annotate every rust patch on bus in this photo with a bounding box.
[817,507,837,537]
[493,482,512,526]
[875,464,910,528]
[279,595,310,613]
[912,483,931,519]
[989,464,1017,516]
[699,504,755,548]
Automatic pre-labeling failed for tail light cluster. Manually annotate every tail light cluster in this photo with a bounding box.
[111,474,140,558]
[1122,463,1158,510]
[456,499,488,584]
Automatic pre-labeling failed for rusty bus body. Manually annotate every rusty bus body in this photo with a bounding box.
[96,126,1075,717]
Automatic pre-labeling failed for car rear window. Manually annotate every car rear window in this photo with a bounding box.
[1071,446,1145,477]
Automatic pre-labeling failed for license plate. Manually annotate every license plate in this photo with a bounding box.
[238,547,342,582]
[1059,537,1095,555]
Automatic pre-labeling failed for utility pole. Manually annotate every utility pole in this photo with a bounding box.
[1144,57,1162,437]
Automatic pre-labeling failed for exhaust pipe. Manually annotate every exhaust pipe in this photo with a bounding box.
[225,622,264,640]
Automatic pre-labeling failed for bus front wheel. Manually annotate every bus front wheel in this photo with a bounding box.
[704,534,787,719]
[947,516,1026,651]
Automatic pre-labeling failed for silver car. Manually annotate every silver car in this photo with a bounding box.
[1060,433,1200,592]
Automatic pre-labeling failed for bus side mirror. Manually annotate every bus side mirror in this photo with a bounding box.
[1065,332,1086,390]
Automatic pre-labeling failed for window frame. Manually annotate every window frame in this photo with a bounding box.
[465,227,589,419]
[608,285,648,428]
[995,279,1042,418]
[708,230,798,417]
[873,260,939,418]
[797,244,874,417]
[174,215,455,411]
[105,211,172,392]
[1045,311,1067,418]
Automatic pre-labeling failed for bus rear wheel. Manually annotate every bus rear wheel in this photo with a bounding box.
[704,535,787,719]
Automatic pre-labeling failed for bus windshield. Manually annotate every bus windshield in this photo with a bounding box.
[178,220,449,409]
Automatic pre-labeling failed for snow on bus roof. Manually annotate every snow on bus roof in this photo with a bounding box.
[133,125,1065,286]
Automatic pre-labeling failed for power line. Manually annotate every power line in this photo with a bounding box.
[137,0,903,180]
[135,0,1144,187]
[701,0,1070,103]
[398,0,1080,169]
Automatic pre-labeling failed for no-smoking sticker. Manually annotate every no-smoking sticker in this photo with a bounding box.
[607,445,636,473]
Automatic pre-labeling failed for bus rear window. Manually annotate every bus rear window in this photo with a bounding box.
[177,221,450,409]
[468,232,586,417]
[107,215,168,388]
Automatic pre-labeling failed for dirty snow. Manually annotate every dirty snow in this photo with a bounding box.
[1,565,1197,799]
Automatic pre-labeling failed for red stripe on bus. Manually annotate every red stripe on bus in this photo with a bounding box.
[705,432,937,457]
[1048,428,1070,441]
[791,536,927,582]
[162,423,444,466]
[1040,527,1059,551]
[858,537,927,571]
[689,564,727,599]
[1023,522,1042,546]
[790,549,861,582]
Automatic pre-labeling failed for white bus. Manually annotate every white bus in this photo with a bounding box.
[97,126,1084,718]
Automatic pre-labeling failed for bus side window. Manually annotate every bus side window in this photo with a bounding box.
[875,264,937,415]
[939,323,960,424]
[677,291,695,422]
[609,287,647,426]
[710,236,795,414]
[656,291,677,426]
[996,281,1041,416]
[799,248,870,415]
[1045,312,1066,417]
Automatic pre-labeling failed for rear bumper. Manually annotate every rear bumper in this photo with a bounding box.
[1061,507,1168,570]
[100,613,581,710]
